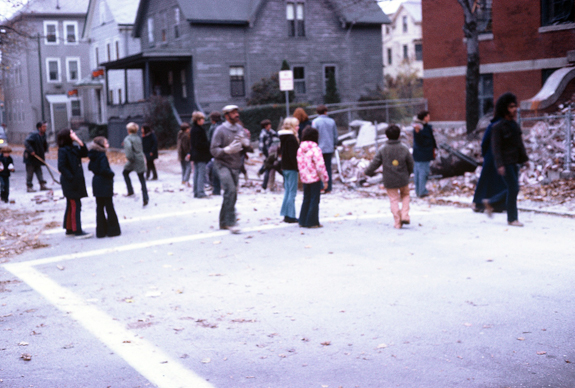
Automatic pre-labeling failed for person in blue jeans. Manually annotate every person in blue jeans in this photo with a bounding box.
[312,105,338,193]
[412,110,437,198]
[482,92,528,227]
[278,117,300,223]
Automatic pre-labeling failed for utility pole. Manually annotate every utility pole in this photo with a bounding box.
[37,33,45,121]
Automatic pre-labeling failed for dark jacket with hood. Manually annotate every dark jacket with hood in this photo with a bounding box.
[365,140,414,189]
[58,143,88,199]
[142,132,158,161]
[88,143,114,197]
[190,123,212,163]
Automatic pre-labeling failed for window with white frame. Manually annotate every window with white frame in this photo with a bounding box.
[230,66,245,97]
[106,42,112,61]
[387,48,392,65]
[402,16,408,32]
[478,74,493,117]
[174,7,181,39]
[95,47,100,66]
[415,43,422,61]
[293,66,306,94]
[115,40,121,59]
[109,90,114,105]
[63,21,78,44]
[46,58,61,82]
[44,21,58,44]
[71,100,82,116]
[287,2,305,37]
[66,58,80,82]
[181,69,187,98]
[403,44,408,60]
[118,89,123,104]
[147,17,155,46]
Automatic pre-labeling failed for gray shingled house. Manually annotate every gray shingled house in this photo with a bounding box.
[100,0,389,125]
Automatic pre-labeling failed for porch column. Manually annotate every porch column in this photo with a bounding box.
[124,68,129,104]
[144,61,151,99]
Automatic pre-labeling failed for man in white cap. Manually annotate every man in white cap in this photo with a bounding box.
[210,105,253,233]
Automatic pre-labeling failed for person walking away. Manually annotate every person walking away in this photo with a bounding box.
[258,119,278,189]
[412,110,437,198]
[483,92,528,227]
[364,125,414,229]
[311,105,338,193]
[293,107,311,140]
[23,121,50,192]
[472,116,507,213]
[88,137,121,238]
[57,129,92,239]
[210,105,253,234]
[177,122,192,187]
[142,124,158,180]
[0,146,15,203]
[190,111,212,198]
[297,126,328,228]
[207,111,223,195]
[278,117,300,223]
[123,122,149,206]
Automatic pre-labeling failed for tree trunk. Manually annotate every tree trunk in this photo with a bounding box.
[457,0,481,134]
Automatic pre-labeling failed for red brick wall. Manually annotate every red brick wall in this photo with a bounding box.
[422,0,575,122]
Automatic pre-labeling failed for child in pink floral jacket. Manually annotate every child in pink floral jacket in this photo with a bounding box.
[297,126,328,228]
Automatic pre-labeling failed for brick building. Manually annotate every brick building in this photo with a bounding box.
[422,0,575,124]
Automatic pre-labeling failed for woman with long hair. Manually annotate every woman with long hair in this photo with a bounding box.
[293,107,311,140]
[57,128,92,239]
[483,92,529,226]
[278,117,300,223]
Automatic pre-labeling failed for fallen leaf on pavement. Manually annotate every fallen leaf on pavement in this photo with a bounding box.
[201,358,211,364]
[463,323,472,327]
[21,353,32,361]
[517,337,525,341]
[56,265,65,270]
[213,241,221,245]
[321,341,331,346]
[537,351,547,355]
[377,343,387,349]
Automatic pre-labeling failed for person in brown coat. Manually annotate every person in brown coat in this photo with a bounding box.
[364,125,414,229]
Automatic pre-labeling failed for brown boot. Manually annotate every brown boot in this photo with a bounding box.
[40,183,51,191]
[27,187,37,193]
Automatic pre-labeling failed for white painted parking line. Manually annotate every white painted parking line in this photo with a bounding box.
[43,205,223,235]
[3,263,214,388]
[26,208,465,268]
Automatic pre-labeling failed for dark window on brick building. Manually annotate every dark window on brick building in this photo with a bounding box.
[294,66,306,94]
[415,43,423,61]
[230,66,245,97]
[541,0,574,26]
[477,0,492,33]
[287,2,305,37]
[403,45,408,60]
[478,74,493,117]
[542,68,559,84]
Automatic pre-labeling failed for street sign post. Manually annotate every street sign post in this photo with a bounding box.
[279,70,294,118]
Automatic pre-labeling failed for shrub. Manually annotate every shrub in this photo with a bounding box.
[144,96,179,148]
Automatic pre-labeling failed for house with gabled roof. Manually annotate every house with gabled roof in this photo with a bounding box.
[382,0,422,80]
[81,0,143,125]
[99,0,389,128]
[2,0,90,143]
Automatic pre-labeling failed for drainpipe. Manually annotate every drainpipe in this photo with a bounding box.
[37,33,45,121]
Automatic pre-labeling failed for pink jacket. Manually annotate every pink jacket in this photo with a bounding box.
[297,141,329,184]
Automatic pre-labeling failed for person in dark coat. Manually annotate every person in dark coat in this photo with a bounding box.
[483,92,529,227]
[472,117,507,213]
[412,111,437,197]
[23,121,50,192]
[57,128,92,239]
[190,111,212,198]
[88,137,121,238]
[142,124,159,180]
[278,117,299,223]
[0,146,15,203]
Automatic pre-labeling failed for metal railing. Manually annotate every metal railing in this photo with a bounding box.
[517,108,573,175]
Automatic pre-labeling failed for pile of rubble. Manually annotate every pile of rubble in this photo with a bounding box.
[335,110,575,206]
